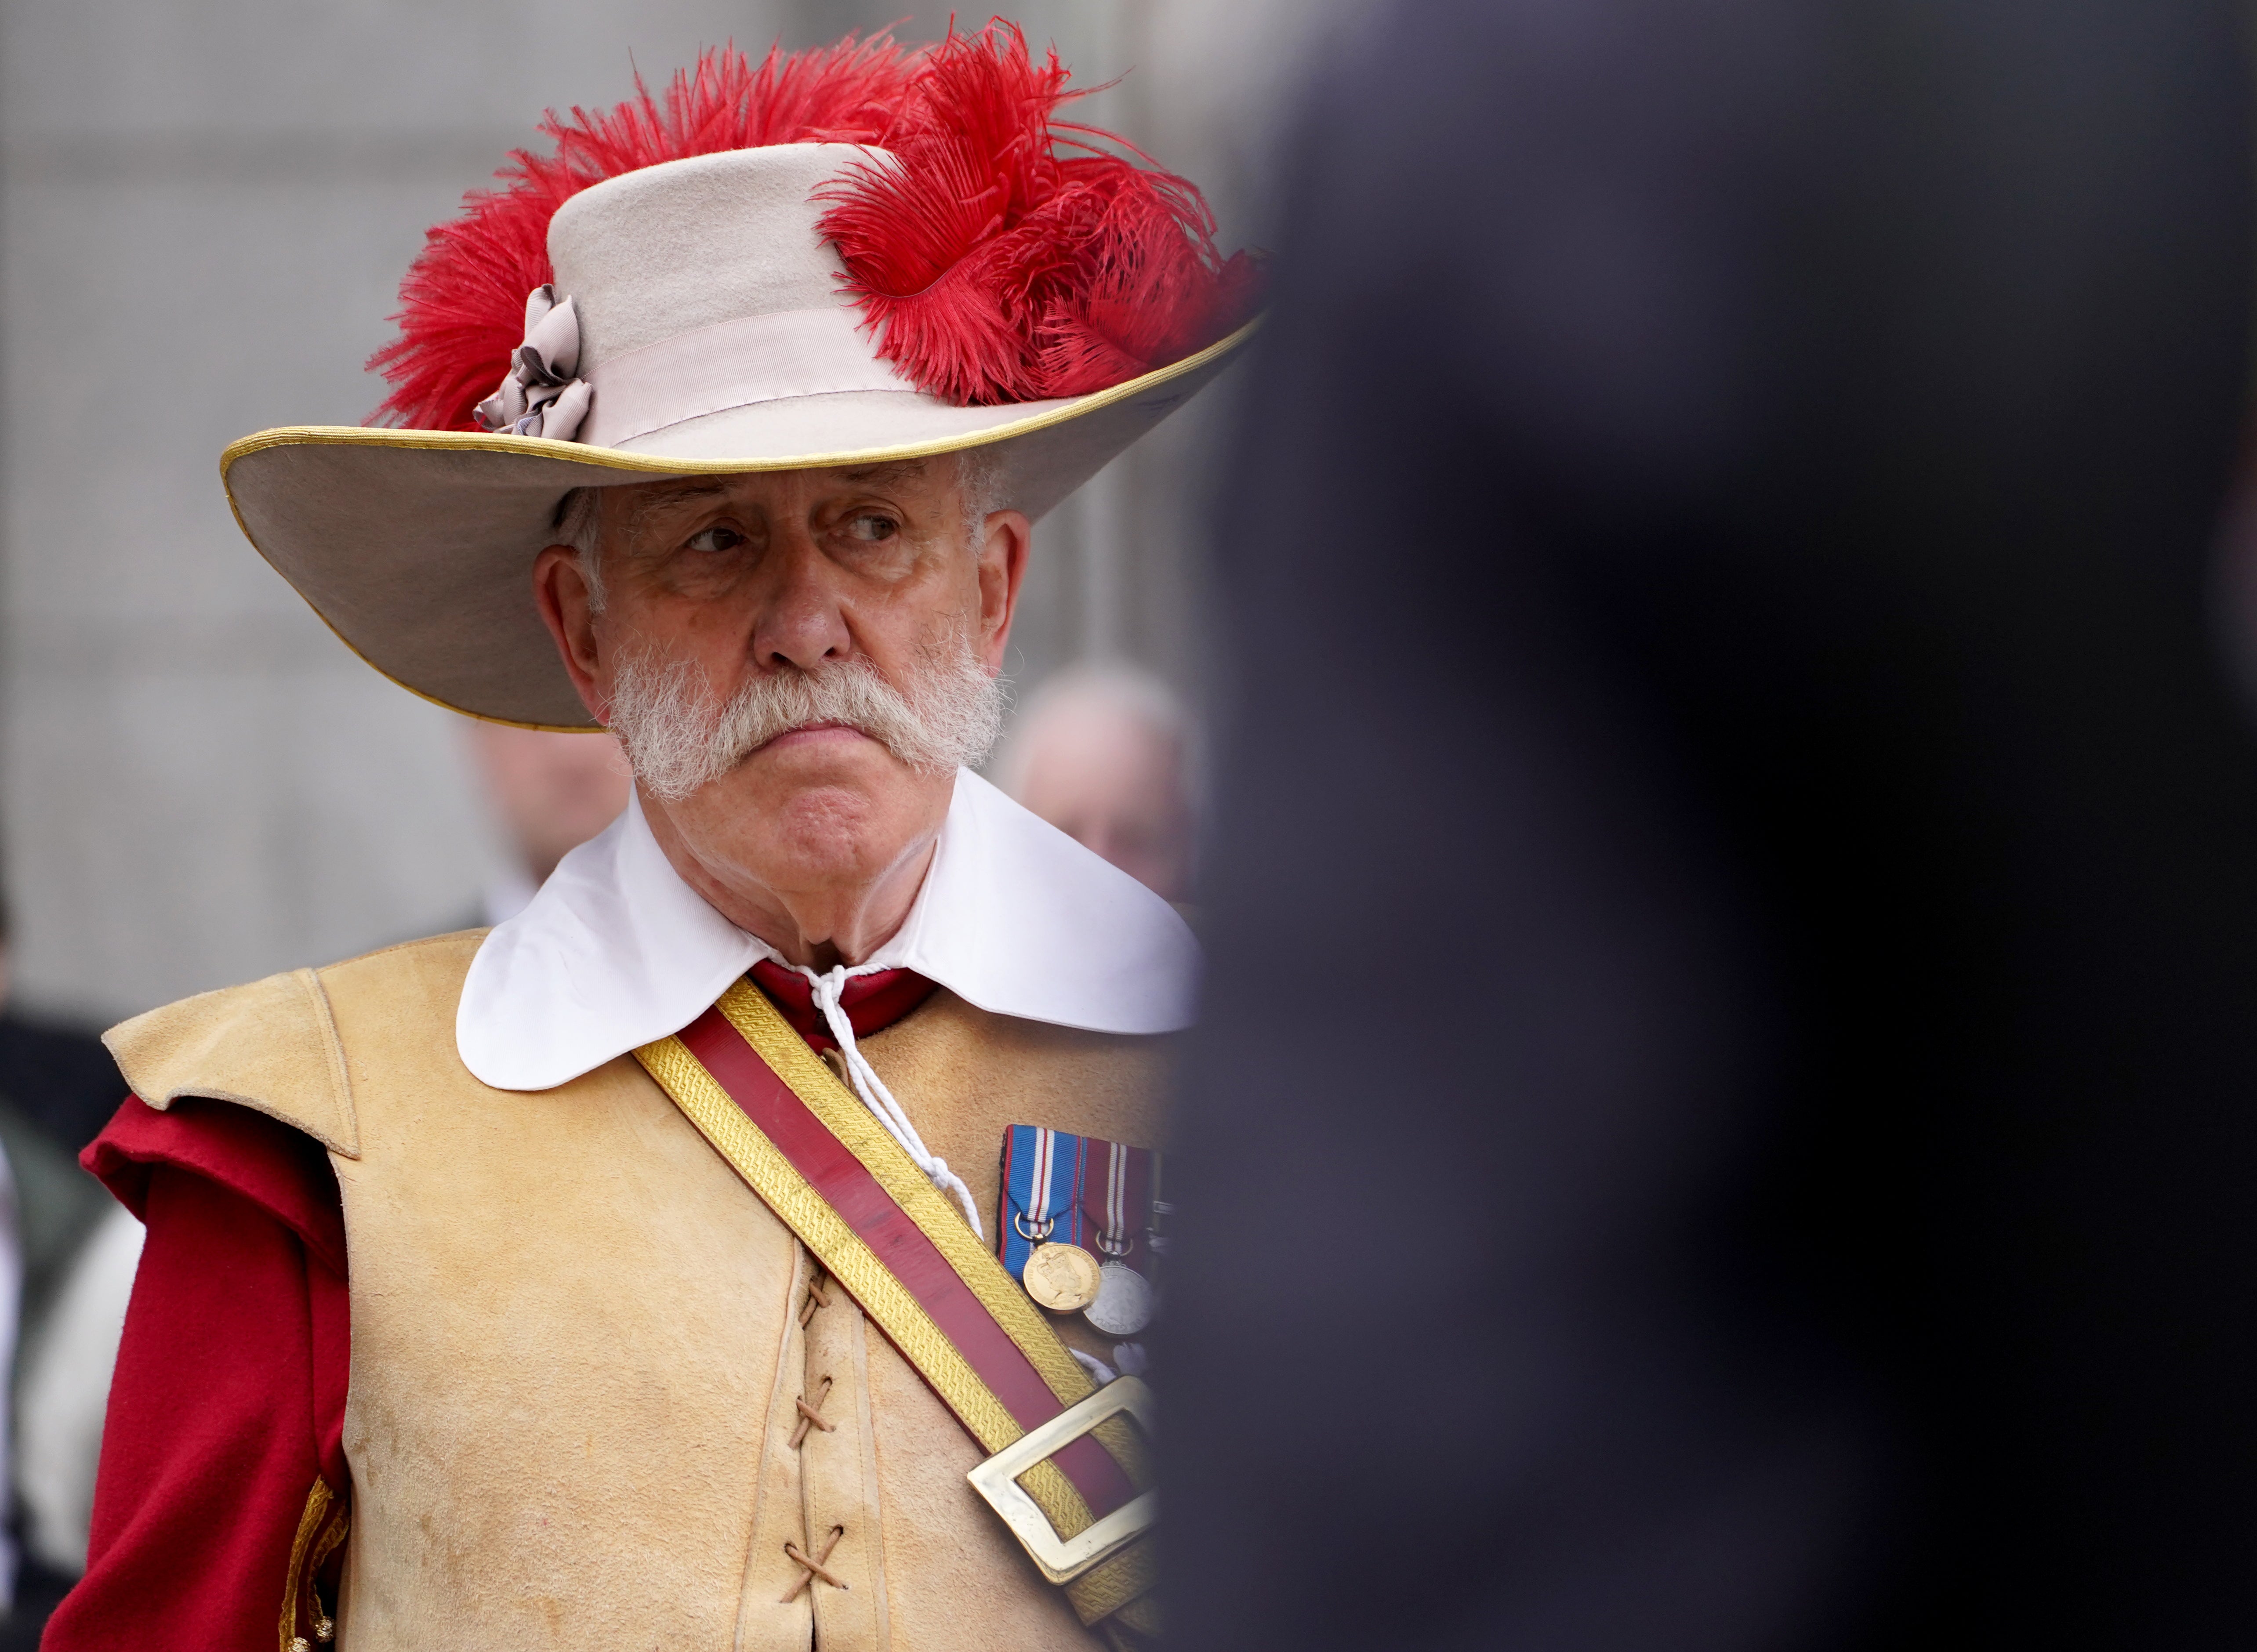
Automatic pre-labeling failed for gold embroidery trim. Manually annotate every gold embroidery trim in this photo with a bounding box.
[277,1475,346,1652]
[1064,1535,1161,1627]
[636,1036,1024,1446]
[637,1033,1090,1535]
[635,992,1151,1599]
[710,981,1154,1493]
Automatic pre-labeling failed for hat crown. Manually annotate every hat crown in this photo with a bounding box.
[549,144,872,368]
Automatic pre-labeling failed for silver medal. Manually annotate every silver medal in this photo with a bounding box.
[1084,1261,1154,1337]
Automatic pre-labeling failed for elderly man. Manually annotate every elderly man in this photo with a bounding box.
[50,27,1256,1652]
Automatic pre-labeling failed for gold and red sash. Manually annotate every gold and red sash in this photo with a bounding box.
[634,979,1157,1630]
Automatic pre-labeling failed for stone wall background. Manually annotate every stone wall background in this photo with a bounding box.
[0,0,1347,1022]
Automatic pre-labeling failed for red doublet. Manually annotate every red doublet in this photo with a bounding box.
[47,967,933,1648]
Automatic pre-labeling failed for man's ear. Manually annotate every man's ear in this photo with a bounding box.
[975,509,1032,675]
[532,544,611,724]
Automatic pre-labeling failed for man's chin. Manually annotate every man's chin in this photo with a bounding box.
[685,740,928,861]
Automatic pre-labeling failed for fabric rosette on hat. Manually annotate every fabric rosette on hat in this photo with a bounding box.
[221,23,1263,729]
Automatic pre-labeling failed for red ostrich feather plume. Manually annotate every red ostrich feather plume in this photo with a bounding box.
[367,21,1262,429]
[368,33,916,430]
[819,21,1264,404]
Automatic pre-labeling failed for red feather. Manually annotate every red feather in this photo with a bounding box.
[367,21,1263,429]
[367,33,915,430]
[820,20,1264,406]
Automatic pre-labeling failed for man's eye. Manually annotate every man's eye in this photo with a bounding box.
[685,525,744,554]
[845,514,899,543]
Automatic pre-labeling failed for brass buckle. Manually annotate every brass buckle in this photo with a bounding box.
[965,1376,1157,1583]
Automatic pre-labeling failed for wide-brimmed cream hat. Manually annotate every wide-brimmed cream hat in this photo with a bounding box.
[221,140,1255,730]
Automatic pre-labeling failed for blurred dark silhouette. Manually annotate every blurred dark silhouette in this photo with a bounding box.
[0,1026,120,1163]
[0,893,123,1159]
[0,892,120,1646]
[0,885,120,1393]
[1164,1,2256,1647]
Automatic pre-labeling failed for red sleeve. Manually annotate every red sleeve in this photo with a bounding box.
[43,1097,350,1651]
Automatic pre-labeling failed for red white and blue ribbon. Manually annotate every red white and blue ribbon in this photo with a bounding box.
[999,1125,1161,1281]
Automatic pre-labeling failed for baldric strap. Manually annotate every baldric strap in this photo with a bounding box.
[636,978,1159,1632]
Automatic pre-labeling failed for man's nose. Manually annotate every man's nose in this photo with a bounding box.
[750,535,852,670]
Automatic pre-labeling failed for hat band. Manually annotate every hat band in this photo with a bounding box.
[579,308,922,449]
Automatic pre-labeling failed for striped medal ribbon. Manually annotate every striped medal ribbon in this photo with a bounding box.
[1007,1127,1104,1313]
[1088,1139,1156,1337]
[1001,1127,1161,1336]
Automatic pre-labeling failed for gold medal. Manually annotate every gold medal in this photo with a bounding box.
[1021,1241,1103,1313]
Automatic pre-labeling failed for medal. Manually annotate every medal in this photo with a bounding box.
[998,1124,1164,1334]
[1085,1260,1153,1336]
[1022,1239,1102,1312]
[1003,1126,1104,1312]
[1083,1140,1156,1336]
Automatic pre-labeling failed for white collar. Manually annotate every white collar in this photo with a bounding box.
[456,769,1201,1091]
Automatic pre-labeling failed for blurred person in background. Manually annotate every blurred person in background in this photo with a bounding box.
[1002,663,1199,901]
[1164,0,2257,1648]
[52,26,1256,1650]
[0,1153,25,1627]
[460,721,631,926]
[7,1203,137,1645]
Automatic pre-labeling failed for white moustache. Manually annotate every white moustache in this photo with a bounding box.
[607,642,1006,801]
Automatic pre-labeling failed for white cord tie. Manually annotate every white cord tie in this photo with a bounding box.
[805,965,985,1238]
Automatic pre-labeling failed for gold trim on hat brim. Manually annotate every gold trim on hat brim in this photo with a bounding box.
[218,319,1258,731]
[221,317,1258,476]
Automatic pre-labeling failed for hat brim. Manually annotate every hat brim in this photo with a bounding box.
[221,319,1258,730]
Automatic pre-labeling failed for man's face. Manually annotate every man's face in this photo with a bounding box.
[533,459,1028,925]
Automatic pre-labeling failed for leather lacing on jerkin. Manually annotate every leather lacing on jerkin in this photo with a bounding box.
[784,1269,846,1605]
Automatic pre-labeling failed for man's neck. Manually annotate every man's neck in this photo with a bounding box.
[639,787,940,971]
